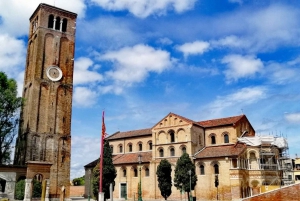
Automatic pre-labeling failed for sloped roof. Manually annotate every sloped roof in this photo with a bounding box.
[84,158,99,168]
[106,128,152,140]
[152,112,203,129]
[113,152,152,164]
[198,115,245,128]
[194,143,246,158]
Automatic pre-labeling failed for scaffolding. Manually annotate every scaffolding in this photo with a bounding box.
[238,135,294,186]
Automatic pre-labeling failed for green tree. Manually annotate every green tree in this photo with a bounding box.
[156,159,172,200]
[15,179,25,200]
[174,153,197,200]
[93,140,116,200]
[73,176,85,186]
[0,72,23,164]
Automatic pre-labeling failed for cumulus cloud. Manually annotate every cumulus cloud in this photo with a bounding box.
[0,0,86,37]
[99,44,173,89]
[207,86,267,116]
[284,113,300,124]
[74,57,103,85]
[90,0,196,18]
[71,136,100,179]
[73,87,98,107]
[176,41,210,58]
[222,54,263,82]
[265,62,299,85]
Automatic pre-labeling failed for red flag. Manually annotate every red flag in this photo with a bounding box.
[102,111,106,140]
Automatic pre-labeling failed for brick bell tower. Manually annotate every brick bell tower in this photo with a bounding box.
[14,3,77,200]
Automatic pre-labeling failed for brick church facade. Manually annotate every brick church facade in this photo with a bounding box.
[85,113,292,201]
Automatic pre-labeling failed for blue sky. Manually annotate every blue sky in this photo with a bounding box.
[1,0,300,179]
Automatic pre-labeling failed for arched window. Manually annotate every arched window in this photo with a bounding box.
[145,168,149,177]
[200,165,205,175]
[182,147,186,154]
[149,142,152,150]
[159,149,164,157]
[55,16,61,30]
[119,145,123,153]
[62,18,67,32]
[48,15,54,28]
[139,143,142,151]
[214,164,219,174]
[170,148,175,156]
[211,136,216,144]
[134,168,138,177]
[169,130,175,142]
[123,169,127,177]
[224,134,229,143]
[110,146,113,153]
[128,144,132,152]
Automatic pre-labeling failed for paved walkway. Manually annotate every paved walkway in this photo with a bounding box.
[70,197,96,201]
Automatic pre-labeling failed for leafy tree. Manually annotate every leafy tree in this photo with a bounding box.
[73,176,85,186]
[92,140,116,200]
[156,159,172,200]
[32,180,42,198]
[0,72,23,164]
[174,153,197,200]
[15,179,25,200]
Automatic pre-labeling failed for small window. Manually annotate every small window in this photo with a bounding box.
[55,16,61,30]
[129,144,132,152]
[123,169,127,177]
[182,147,186,154]
[159,149,164,157]
[170,131,175,142]
[110,146,113,153]
[134,168,138,177]
[214,164,219,174]
[145,168,149,177]
[224,134,229,143]
[48,15,54,28]
[139,143,142,151]
[170,148,175,156]
[211,136,216,144]
[200,165,205,175]
[62,18,67,32]
[149,142,152,150]
[119,145,123,153]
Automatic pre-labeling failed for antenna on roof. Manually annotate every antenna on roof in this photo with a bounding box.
[241,109,244,114]
[54,0,55,6]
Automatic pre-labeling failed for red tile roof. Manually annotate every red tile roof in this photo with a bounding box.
[113,152,152,164]
[198,115,245,128]
[194,143,246,158]
[106,128,152,140]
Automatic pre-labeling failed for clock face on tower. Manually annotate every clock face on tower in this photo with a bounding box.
[46,66,63,81]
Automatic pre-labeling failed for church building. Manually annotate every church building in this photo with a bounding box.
[85,113,292,201]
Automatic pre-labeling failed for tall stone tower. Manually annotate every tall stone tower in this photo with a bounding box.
[14,3,77,200]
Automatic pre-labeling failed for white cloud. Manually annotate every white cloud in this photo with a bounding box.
[73,87,98,107]
[100,44,173,88]
[211,35,251,49]
[90,0,196,18]
[0,0,86,37]
[284,113,300,124]
[265,62,298,85]
[207,86,267,116]
[222,54,263,82]
[71,136,100,179]
[176,41,210,58]
[157,37,173,45]
[74,57,103,85]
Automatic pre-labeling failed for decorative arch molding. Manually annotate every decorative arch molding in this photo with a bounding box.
[247,150,258,158]
[210,160,220,166]
[196,161,205,167]
[208,133,216,137]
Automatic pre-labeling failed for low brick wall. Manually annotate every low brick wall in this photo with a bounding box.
[70,186,85,197]
[242,183,300,201]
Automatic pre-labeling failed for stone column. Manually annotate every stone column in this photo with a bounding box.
[24,179,32,201]
[45,179,50,201]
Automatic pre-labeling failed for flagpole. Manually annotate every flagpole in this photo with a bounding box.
[99,111,105,201]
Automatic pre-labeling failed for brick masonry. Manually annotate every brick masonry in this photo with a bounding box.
[242,183,300,201]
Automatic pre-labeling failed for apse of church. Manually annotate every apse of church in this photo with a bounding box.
[13,3,77,200]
